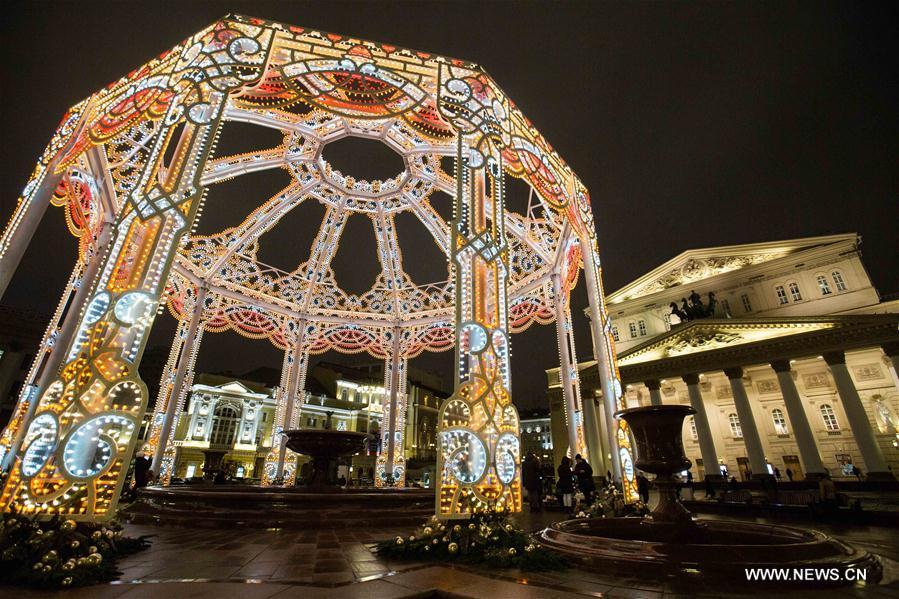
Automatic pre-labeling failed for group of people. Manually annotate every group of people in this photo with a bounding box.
[522,452,597,515]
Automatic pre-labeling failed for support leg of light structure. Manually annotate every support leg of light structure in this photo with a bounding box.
[149,286,207,480]
[580,234,638,500]
[262,320,308,486]
[0,39,261,519]
[0,218,114,470]
[436,140,521,518]
[377,329,407,487]
[551,272,585,459]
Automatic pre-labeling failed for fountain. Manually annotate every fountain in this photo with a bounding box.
[539,405,883,587]
[283,412,371,490]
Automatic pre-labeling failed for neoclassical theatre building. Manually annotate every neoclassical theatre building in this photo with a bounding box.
[549,233,899,481]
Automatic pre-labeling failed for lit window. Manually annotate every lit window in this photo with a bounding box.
[775,286,788,305]
[611,326,620,342]
[728,413,743,438]
[788,282,802,301]
[772,409,788,435]
[817,275,832,295]
[628,322,638,339]
[820,404,839,431]
[688,417,698,441]
[740,294,752,313]
[638,320,647,336]
[832,271,847,292]
[721,299,731,316]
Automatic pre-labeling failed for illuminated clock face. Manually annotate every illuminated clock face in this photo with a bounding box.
[461,323,488,353]
[21,414,58,477]
[441,429,487,484]
[495,433,520,485]
[619,448,635,481]
[62,415,136,478]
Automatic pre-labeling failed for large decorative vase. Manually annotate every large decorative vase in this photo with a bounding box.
[616,405,695,524]
[284,429,371,491]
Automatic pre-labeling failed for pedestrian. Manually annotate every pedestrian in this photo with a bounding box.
[636,472,650,504]
[785,467,793,481]
[557,456,575,515]
[606,470,612,483]
[134,451,151,489]
[684,470,695,500]
[573,454,596,504]
[522,452,543,512]
[818,472,838,516]
[704,475,715,499]
[774,467,781,480]
[851,465,863,481]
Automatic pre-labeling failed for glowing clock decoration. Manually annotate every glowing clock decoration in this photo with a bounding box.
[21,414,58,477]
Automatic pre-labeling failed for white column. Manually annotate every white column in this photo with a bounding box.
[552,273,582,458]
[770,360,826,476]
[380,328,408,487]
[645,379,663,406]
[580,241,622,482]
[151,286,207,473]
[724,367,768,478]
[824,351,892,477]
[276,324,308,479]
[683,374,720,478]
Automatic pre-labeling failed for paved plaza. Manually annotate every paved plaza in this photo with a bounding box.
[4,511,898,599]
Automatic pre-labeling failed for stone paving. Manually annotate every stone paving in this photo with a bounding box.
[4,512,899,598]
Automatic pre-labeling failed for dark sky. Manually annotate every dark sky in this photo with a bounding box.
[2,1,897,409]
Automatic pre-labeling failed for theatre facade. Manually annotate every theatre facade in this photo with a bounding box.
[549,233,899,481]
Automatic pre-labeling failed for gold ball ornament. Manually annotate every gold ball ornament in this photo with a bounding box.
[62,561,75,571]
[525,544,536,553]
[62,577,73,587]
[453,525,461,533]
[89,546,98,554]
[70,540,80,549]
[508,548,517,556]
[423,526,433,535]
[91,531,102,540]
[395,536,404,545]
[409,535,416,542]
[61,520,77,532]
[448,542,459,554]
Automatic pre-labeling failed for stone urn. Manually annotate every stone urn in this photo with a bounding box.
[616,405,695,524]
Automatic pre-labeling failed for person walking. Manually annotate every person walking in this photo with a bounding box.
[636,472,650,504]
[557,456,575,515]
[785,467,794,482]
[522,452,543,512]
[573,454,596,504]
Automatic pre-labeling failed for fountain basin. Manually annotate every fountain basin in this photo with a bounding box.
[539,517,882,586]
[284,428,371,489]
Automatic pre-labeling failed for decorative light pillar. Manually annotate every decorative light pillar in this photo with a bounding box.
[551,272,586,459]
[377,329,408,487]
[149,286,207,479]
[823,351,893,479]
[770,360,826,477]
[644,379,663,406]
[682,373,720,479]
[723,367,768,478]
[435,133,520,517]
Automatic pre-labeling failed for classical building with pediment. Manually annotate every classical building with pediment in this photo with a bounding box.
[548,233,899,482]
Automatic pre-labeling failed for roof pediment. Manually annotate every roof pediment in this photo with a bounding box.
[607,234,857,304]
[617,318,847,366]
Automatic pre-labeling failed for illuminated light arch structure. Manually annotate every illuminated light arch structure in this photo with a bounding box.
[0,15,633,521]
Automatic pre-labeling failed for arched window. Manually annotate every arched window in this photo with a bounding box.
[772,408,788,435]
[832,271,847,292]
[688,416,698,441]
[775,285,788,305]
[728,413,743,438]
[788,282,802,301]
[816,275,832,296]
[611,326,620,342]
[628,321,638,339]
[210,403,241,445]
[820,404,839,431]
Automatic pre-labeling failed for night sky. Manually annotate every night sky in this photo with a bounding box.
[1,2,897,408]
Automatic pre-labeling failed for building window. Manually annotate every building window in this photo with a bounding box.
[663,313,672,331]
[820,404,840,431]
[721,299,731,316]
[772,408,788,435]
[740,294,752,313]
[788,282,802,301]
[688,416,698,441]
[775,285,788,305]
[611,326,620,342]
[628,321,638,339]
[638,319,647,336]
[210,404,240,445]
[817,275,832,295]
[728,413,743,438]
[832,271,847,292]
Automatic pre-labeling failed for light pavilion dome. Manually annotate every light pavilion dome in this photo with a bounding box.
[0,14,632,521]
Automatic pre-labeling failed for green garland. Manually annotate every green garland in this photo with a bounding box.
[584,482,648,519]
[0,510,151,588]
[376,503,567,571]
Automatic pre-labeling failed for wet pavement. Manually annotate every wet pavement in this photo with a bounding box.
[3,510,898,598]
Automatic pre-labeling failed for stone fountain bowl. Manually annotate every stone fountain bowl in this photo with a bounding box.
[540,517,882,586]
[283,429,371,457]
